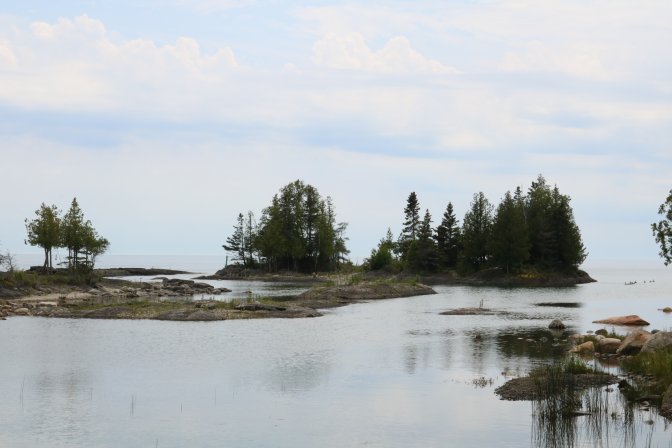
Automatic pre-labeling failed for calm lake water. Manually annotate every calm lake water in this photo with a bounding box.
[2,259,671,447]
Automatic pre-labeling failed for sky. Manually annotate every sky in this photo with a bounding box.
[1,0,671,265]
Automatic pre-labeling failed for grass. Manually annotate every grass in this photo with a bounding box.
[622,349,672,396]
[0,269,102,289]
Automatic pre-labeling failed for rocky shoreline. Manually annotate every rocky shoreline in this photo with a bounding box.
[0,275,437,322]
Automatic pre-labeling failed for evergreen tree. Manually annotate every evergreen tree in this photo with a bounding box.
[25,203,61,271]
[525,175,556,265]
[550,188,586,269]
[435,202,461,268]
[491,191,529,273]
[60,198,108,271]
[398,192,421,261]
[367,228,395,271]
[408,209,439,272]
[461,192,493,271]
[61,198,86,271]
[652,189,672,266]
[223,213,246,265]
[250,180,348,272]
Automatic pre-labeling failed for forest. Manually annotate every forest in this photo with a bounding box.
[224,175,587,275]
[368,174,587,274]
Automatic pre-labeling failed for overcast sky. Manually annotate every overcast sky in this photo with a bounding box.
[1,0,671,265]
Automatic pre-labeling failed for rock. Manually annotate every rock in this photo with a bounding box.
[595,328,608,336]
[617,329,653,355]
[235,302,287,312]
[661,307,672,313]
[38,301,58,307]
[569,334,584,344]
[13,308,31,316]
[548,319,566,329]
[661,385,672,419]
[570,341,595,354]
[598,338,622,354]
[641,331,672,353]
[592,315,649,326]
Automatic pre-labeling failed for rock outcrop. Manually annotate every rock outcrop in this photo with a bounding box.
[592,315,650,326]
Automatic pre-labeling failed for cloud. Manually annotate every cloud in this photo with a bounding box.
[500,41,611,80]
[313,32,459,75]
[0,15,239,113]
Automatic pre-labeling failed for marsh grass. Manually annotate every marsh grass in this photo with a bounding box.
[622,349,672,395]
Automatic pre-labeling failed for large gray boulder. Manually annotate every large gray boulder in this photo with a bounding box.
[641,331,672,354]
[616,329,653,355]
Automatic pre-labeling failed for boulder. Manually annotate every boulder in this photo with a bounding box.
[641,331,672,354]
[592,315,649,326]
[548,319,566,330]
[595,328,609,336]
[616,329,653,355]
[13,308,31,316]
[598,338,622,354]
[570,340,594,354]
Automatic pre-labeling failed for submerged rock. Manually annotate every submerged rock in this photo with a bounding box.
[592,315,649,326]
[548,319,566,330]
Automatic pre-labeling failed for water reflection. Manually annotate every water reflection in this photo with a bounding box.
[265,350,333,393]
[530,386,664,448]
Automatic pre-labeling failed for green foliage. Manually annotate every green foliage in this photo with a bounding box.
[407,209,439,272]
[622,349,672,394]
[435,202,461,268]
[491,190,529,273]
[229,180,349,273]
[525,176,586,270]
[25,203,61,270]
[397,192,421,261]
[651,189,672,265]
[461,191,493,272]
[24,198,109,277]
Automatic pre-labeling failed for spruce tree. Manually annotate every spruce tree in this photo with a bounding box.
[461,192,493,271]
[223,213,246,265]
[435,202,461,268]
[491,191,529,273]
[399,192,421,261]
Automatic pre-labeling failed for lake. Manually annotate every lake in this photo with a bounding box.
[1,259,671,447]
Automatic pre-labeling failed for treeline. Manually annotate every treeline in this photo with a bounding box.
[223,180,349,272]
[25,198,109,272]
[367,175,586,274]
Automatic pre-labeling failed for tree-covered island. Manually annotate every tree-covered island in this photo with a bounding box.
[365,174,591,285]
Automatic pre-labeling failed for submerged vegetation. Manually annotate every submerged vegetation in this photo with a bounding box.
[365,174,587,277]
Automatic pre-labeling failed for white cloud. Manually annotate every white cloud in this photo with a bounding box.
[500,41,611,80]
[0,15,239,113]
[313,32,459,75]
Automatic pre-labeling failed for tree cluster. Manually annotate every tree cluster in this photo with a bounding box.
[367,175,587,274]
[223,180,349,273]
[25,198,109,272]
[652,189,672,266]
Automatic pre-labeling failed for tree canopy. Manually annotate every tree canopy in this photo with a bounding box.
[365,175,587,274]
[25,198,109,272]
[224,180,349,273]
[652,189,672,266]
